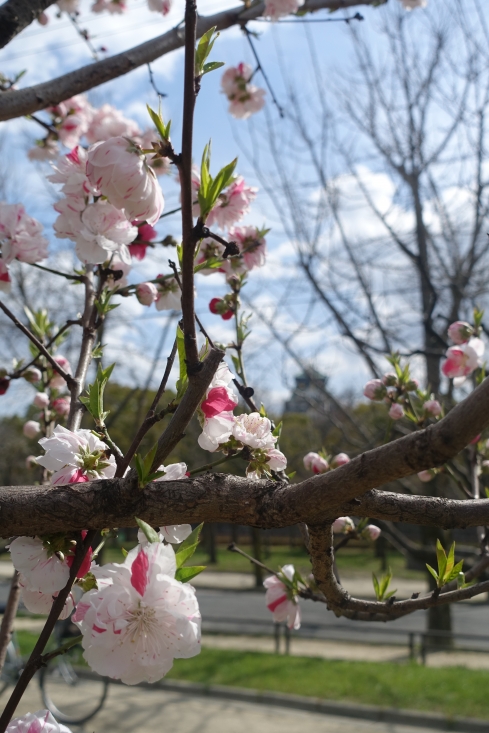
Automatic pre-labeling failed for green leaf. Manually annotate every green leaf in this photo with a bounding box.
[372,572,380,600]
[80,363,115,426]
[194,257,223,273]
[176,324,188,399]
[426,563,440,585]
[384,590,397,600]
[135,517,160,544]
[175,566,206,583]
[78,572,97,592]
[202,61,225,75]
[445,541,455,576]
[121,547,128,558]
[435,539,447,580]
[195,27,220,75]
[272,421,282,439]
[147,104,171,140]
[175,523,203,569]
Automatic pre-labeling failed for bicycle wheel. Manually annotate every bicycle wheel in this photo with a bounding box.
[0,642,20,696]
[39,644,109,725]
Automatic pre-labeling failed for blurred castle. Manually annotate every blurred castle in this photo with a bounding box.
[284,369,330,416]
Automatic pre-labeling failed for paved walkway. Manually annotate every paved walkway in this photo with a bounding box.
[4,680,448,733]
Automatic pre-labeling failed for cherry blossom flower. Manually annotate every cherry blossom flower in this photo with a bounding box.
[0,258,11,293]
[57,0,80,10]
[36,425,116,485]
[442,342,480,379]
[74,201,137,265]
[28,139,59,161]
[0,202,48,264]
[264,0,304,21]
[38,12,49,25]
[147,0,171,13]
[92,0,127,13]
[136,282,158,306]
[206,177,257,229]
[105,255,131,290]
[9,536,70,593]
[303,452,329,474]
[363,525,381,541]
[388,403,404,420]
[398,0,427,9]
[155,276,181,311]
[21,584,75,619]
[6,709,73,733]
[363,379,387,401]
[221,64,266,120]
[53,196,86,241]
[195,237,225,274]
[49,355,71,390]
[23,421,41,439]
[333,517,354,533]
[48,95,94,149]
[447,321,473,344]
[232,412,276,451]
[33,393,50,409]
[154,462,188,482]
[48,147,96,198]
[138,525,193,545]
[224,226,266,275]
[264,448,287,472]
[73,542,201,684]
[86,105,141,145]
[201,386,238,418]
[264,565,301,630]
[331,453,350,468]
[382,373,398,386]
[198,412,236,452]
[23,367,42,383]
[423,399,442,417]
[86,137,164,225]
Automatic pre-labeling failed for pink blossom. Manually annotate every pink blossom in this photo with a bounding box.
[23,421,41,439]
[418,470,435,482]
[86,137,164,225]
[264,0,304,21]
[263,565,301,630]
[206,177,257,229]
[423,399,442,417]
[0,258,11,293]
[38,11,49,24]
[91,0,127,12]
[442,343,479,379]
[0,378,10,395]
[21,584,75,620]
[66,546,93,579]
[388,403,404,420]
[9,536,70,593]
[363,379,387,401]
[0,202,48,264]
[53,196,85,241]
[56,0,80,10]
[136,282,158,306]
[201,386,238,418]
[52,396,71,417]
[221,64,266,120]
[138,524,192,545]
[49,355,71,390]
[136,222,158,242]
[28,139,59,161]
[222,226,266,276]
[303,452,329,474]
[147,0,172,12]
[48,95,94,149]
[195,237,225,274]
[74,200,137,265]
[36,424,116,484]
[26,455,38,469]
[73,542,201,684]
[232,412,276,451]
[48,147,96,198]
[447,321,473,345]
[86,105,141,145]
[33,393,49,409]
[399,0,427,9]
[155,276,181,311]
[129,223,158,260]
[331,453,350,468]
[333,517,355,534]
[6,709,73,733]
[266,448,287,472]
[198,412,236,452]
[209,297,234,320]
[105,255,131,290]
[363,525,381,541]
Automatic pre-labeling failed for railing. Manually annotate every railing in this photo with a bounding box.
[202,616,489,664]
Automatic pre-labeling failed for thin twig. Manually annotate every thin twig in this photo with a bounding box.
[160,206,182,219]
[0,571,21,675]
[29,262,83,281]
[147,62,167,99]
[9,319,80,380]
[242,26,284,118]
[188,452,239,475]
[169,260,216,348]
[0,300,75,388]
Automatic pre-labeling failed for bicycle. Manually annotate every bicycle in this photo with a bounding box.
[0,614,109,726]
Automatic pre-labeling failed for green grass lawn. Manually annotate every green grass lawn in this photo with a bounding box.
[15,633,488,720]
[168,648,489,720]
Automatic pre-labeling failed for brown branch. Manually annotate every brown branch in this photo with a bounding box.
[0,571,21,674]
[0,300,75,389]
[67,272,98,431]
[0,0,56,49]
[0,0,382,122]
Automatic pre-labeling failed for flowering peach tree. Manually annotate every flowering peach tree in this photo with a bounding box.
[0,0,486,730]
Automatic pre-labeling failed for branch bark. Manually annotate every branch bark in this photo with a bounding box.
[0,0,56,50]
[0,0,380,122]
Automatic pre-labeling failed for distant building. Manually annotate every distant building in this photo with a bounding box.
[284,369,330,415]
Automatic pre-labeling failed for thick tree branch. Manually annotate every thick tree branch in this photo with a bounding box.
[0,0,56,49]
[0,0,381,123]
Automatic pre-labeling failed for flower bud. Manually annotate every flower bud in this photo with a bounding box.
[136,281,158,306]
[448,321,473,345]
[405,379,419,392]
[418,469,435,482]
[331,453,350,468]
[423,399,441,417]
[362,524,381,541]
[363,379,387,401]
[388,402,404,420]
[0,378,10,396]
[23,420,41,439]
[52,396,71,417]
[33,392,50,409]
[332,516,354,534]
[303,452,329,474]
[23,367,42,383]
[381,373,397,387]
[209,297,234,320]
